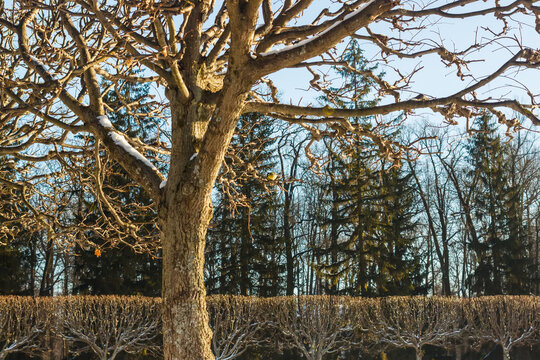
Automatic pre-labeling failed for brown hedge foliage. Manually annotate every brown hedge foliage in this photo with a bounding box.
[262,296,357,360]
[207,295,262,360]
[0,295,538,360]
[464,296,539,360]
[57,296,162,360]
[0,296,49,359]
[374,296,464,360]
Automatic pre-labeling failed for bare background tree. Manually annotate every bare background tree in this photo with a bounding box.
[0,0,539,358]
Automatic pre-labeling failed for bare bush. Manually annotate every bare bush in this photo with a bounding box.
[375,296,463,360]
[464,296,539,360]
[349,297,385,356]
[266,296,357,360]
[0,296,49,359]
[56,296,161,360]
[207,295,264,360]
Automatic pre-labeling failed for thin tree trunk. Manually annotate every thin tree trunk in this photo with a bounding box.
[40,230,55,296]
[534,218,540,295]
[502,347,510,360]
[240,206,251,295]
[455,344,462,360]
[284,188,295,295]
[30,234,36,295]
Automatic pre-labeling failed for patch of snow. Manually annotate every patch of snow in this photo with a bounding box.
[108,131,158,171]
[160,180,167,189]
[189,153,198,161]
[260,0,375,57]
[97,115,114,129]
[28,54,46,67]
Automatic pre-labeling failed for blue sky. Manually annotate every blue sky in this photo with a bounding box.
[266,0,539,130]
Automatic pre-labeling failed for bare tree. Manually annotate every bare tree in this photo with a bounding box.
[267,296,356,360]
[0,297,49,359]
[464,296,539,360]
[375,296,463,360]
[57,296,161,360]
[349,297,383,357]
[408,126,463,296]
[207,295,264,360]
[0,0,539,358]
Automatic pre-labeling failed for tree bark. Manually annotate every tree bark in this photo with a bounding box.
[284,185,295,295]
[161,191,214,360]
[160,65,251,359]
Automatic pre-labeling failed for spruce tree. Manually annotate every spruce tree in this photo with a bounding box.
[0,157,32,295]
[467,115,531,295]
[206,112,283,296]
[314,40,424,296]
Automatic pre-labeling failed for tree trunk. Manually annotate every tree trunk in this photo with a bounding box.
[415,348,422,360]
[442,243,451,295]
[40,230,55,296]
[284,187,295,295]
[455,344,462,360]
[502,347,511,360]
[161,192,214,360]
[240,206,251,295]
[160,74,250,359]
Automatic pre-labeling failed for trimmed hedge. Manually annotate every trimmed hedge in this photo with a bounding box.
[0,296,538,360]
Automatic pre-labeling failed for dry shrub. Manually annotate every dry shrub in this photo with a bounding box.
[0,296,50,359]
[375,296,463,360]
[464,296,539,360]
[207,295,264,360]
[348,297,382,354]
[263,295,356,360]
[56,296,161,360]
[0,295,539,360]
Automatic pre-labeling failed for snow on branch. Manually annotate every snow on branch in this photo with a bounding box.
[108,132,158,172]
[259,0,376,58]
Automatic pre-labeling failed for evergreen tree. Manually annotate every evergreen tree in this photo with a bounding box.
[372,162,425,295]
[0,157,32,295]
[313,40,424,296]
[206,112,283,296]
[467,115,532,295]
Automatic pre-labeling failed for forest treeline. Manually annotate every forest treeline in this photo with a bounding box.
[1,295,539,360]
[1,42,539,298]
[1,111,539,298]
